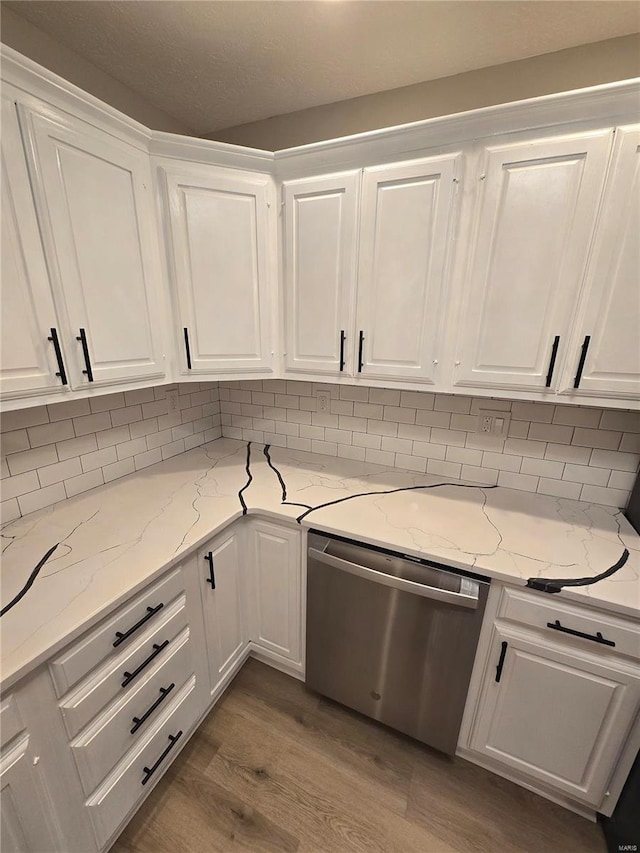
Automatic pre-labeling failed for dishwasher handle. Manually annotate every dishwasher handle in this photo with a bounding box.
[308,547,481,610]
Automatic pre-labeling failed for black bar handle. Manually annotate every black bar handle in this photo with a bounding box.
[183,327,192,370]
[573,335,591,389]
[495,640,508,683]
[545,335,560,388]
[204,551,215,588]
[122,640,170,688]
[47,328,68,385]
[547,619,615,647]
[339,330,346,372]
[113,603,164,647]
[130,683,175,734]
[358,331,364,373]
[76,328,93,382]
[141,730,183,785]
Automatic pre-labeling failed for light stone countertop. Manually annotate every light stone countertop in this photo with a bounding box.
[1,438,639,690]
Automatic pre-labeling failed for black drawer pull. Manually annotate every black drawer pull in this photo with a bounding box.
[547,619,615,647]
[545,335,560,387]
[339,330,346,372]
[495,641,508,683]
[130,683,175,734]
[76,328,94,382]
[47,328,68,385]
[183,327,192,370]
[122,640,169,688]
[141,730,183,786]
[573,335,591,388]
[204,551,215,589]
[358,330,364,373]
[113,603,164,647]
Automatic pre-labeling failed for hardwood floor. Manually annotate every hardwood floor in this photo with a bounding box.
[112,659,606,853]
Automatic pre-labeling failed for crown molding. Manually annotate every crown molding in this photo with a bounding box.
[150,131,274,174]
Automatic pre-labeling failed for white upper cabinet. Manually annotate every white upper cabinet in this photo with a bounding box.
[19,104,165,388]
[355,155,460,383]
[559,125,640,401]
[0,95,68,401]
[161,164,273,375]
[283,172,359,376]
[453,130,613,392]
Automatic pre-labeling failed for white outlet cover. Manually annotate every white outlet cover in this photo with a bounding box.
[476,409,511,438]
[315,391,330,413]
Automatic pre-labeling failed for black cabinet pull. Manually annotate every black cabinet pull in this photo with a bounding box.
[113,603,164,647]
[130,683,175,734]
[183,327,192,370]
[358,331,365,373]
[495,641,508,682]
[339,330,346,372]
[75,328,93,382]
[547,619,615,647]
[545,335,560,387]
[141,730,183,785]
[573,335,591,388]
[47,328,68,385]
[204,551,215,588]
[122,640,169,688]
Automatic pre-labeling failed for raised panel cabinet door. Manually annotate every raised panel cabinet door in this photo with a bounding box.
[19,105,165,387]
[1,735,63,852]
[283,172,360,375]
[559,125,640,400]
[249,521,302,664]
[162,165,273,374]
[469,627,640,805]
[454,130,613,392]
[355,155,460,383]
[199,529,245,694]
[0,95,68,400]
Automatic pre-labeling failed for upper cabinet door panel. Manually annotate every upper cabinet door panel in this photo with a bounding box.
[356,155,460,383]
[454,130,613,392]
[560,125,640,400]
[20,106,164,387]
[283,172,359,375]
[0,96,67,400]
[163,167,272,374]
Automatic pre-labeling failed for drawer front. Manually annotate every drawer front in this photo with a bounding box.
[86,676,199,849]
[71,629,194,795]
[59,597,188,738]
[49,569,184,697]
[499,586,640,659]
[0,695,24,749]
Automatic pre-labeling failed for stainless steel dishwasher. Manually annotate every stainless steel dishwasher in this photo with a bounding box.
[306,531,490,755]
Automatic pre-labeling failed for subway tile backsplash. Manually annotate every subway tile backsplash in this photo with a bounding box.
[0,383,221,522]
[219,380,640,508]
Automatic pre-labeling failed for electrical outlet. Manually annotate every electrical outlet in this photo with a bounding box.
[166,389,180,414]
[476,409,511,438]
[316,391,330,413]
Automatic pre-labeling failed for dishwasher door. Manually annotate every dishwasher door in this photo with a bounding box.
[305,533,490,755]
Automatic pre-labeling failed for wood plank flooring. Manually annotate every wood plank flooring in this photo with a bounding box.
[112,659,606,853]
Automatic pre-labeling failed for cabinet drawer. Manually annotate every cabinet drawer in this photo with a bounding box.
[71,630,194,795]
[50,569,184,697]
[499,586,640,659]
[0,695,24,749]
[59,597,188,738]
[86,676,198,849]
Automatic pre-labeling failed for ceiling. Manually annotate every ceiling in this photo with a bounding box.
[4,1,640,135]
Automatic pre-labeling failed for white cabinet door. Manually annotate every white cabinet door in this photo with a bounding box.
[199,528,246,696]
[559,125,640,401]
[248,521,302,667]
[355,155,460,383]
[469,626,640,805]
[162,164,273,375]
[1,735,62,852]
[454,130,613,392]
[283,172,359,376]
[0,95,68,401]
[19,105,165,388]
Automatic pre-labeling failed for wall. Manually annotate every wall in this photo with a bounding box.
[0,383,221,522]
[0,6,194,135]
[220,380,640,508]
[210,34,640,149]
